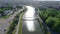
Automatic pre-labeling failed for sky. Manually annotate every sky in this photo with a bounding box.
[0,0,60,2]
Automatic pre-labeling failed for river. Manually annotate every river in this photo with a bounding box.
[22,6,44,34]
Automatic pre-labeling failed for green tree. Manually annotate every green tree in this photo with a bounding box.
[46,17,55,28]
[46,17,60,33]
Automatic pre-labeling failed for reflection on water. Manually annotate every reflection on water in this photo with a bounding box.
[22,6,43,34]
[25,6,35,32]
[25,21,35,32]
[24,6,35,18]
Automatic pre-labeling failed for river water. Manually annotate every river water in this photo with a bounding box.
[22,6,44,34]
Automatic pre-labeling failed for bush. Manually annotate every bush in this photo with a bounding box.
[0,9,4,13]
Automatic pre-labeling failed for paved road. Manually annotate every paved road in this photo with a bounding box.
[0,8,23,34]
[22,6,44,34]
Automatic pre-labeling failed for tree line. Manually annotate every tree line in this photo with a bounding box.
[38,7,60,34]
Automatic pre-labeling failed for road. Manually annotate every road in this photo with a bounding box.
[22,6,44,34]
[0,8,24,34]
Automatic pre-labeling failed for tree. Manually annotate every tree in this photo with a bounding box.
[46,17,60,33]
[46,17,55,28]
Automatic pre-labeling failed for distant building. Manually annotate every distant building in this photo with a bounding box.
[0,5,2,7]
[4,10,11,15]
